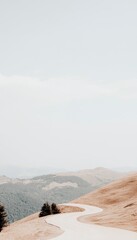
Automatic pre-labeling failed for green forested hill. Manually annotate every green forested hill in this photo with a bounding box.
[0,169,125,222]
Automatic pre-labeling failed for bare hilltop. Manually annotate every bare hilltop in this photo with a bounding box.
[74,173,137,232]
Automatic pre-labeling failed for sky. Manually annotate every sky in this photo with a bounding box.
[0,0,137,172]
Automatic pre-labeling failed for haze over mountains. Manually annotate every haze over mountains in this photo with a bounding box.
[0,165,66,179]
[0,167,126,223]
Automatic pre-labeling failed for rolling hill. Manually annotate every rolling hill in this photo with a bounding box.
[1,171,137,239]
[74,173,137,232]
[0,167,125,222]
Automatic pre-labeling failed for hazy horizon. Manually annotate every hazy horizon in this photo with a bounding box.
[0,0,137,172]
[0,164,136,179]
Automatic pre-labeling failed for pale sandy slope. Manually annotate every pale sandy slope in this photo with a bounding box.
[47,203,137,240]
[1,202,137,240]
[0,213,62,240]
[0,205,82,240]
[74,173,137,232]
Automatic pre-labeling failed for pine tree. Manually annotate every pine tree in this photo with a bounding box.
[39,202,51,217]
[0,204,8,232]
[51,203,60,214]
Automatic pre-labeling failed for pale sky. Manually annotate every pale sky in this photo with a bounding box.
[0,0,137,171]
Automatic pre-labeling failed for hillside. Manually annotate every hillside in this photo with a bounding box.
[0,168,125,222]
[0,205,82,240]
[0,212,62,240]
[74,173,137,232]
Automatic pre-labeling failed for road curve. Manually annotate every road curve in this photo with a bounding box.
[47,203,137,240]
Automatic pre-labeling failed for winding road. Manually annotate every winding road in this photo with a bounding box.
[47,203,137,240]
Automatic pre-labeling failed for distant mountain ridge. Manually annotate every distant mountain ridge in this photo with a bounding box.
[58,167,125,185]
[0,167,127,223]
[0,165,66,178]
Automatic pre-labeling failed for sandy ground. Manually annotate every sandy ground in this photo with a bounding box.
[0,213,62,240]
[47,203,137,240]
[59,205,84,213]
[74,173,137,232]
[0,205,83,240]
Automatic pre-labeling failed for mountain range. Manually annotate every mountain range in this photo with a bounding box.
[0,167,126,222]
[1,169,136,240]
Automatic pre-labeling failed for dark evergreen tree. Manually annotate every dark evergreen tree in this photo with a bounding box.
[0,204,8,232]
[51,203,60,214]
[39,202,51,217]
